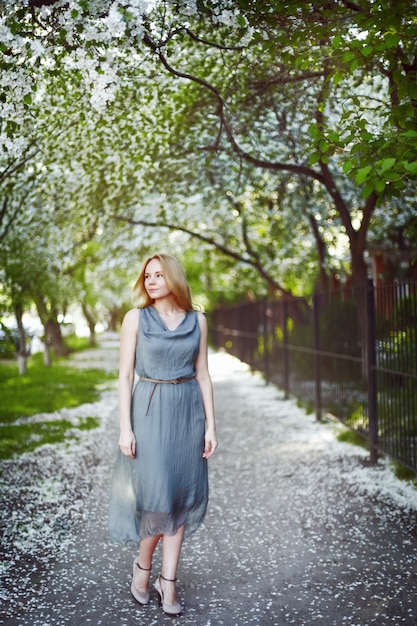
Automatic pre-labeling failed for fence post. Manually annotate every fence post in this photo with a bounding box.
[263,300,270,384]
[313,293,322,422]
[283,300,290,399]
[366,279,379,464]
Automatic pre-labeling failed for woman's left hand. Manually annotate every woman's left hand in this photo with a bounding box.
[203,428,218,459]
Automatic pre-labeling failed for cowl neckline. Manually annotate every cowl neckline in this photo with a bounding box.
[146,305,194,334]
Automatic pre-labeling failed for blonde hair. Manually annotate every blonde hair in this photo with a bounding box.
[132,253,193,310]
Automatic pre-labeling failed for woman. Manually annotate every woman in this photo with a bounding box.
[108,253,217,616]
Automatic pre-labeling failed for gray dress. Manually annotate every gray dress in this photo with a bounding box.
[108,306,209,545]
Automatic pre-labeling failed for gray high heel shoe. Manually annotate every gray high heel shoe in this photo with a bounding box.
[154,574,183,616]
[130,558,151,605]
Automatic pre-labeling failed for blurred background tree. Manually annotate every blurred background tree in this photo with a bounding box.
[0,0,416,362]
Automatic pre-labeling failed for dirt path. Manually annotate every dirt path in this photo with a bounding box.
[61,331,120,371]
[1,338,417,625]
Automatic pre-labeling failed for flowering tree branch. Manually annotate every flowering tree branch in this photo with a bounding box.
[142,32,326,184]
[114,213,292,295]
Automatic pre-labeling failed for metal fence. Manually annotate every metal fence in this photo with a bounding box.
[211,279,417,473]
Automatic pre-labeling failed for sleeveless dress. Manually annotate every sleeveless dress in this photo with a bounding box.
[108,306,209,546]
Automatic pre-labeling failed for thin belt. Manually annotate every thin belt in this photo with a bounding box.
[139,375,196,415]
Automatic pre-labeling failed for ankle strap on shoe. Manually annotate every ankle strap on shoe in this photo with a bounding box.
[137,562,151,571]
[161,574,177,582]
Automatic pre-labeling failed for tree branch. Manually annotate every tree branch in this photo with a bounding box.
[185,28,245,52]
[28,0,61,6]
[340,0,362,11]
[0,145,39,186]
[314,86,355,237]
[357,190,377,251]
[28,0,62,6]
[142,32,326,184]
[0,192,31,244]
[114,214,291,295]
[250,70,326,91]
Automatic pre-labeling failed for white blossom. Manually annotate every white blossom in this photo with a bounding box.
[29,38,45,60]
[103,4,126,37]
[0,17,15,44]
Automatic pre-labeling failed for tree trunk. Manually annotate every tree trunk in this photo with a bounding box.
[348,235,372,379]
[107,307,121,331]
[14,304,29,376]
[17,354,28,375]
[14,304,27,355]
[43,343,51,366]
[350,235,369,288]
[88,325,96,347]
[35,295,69,356]
[45,318,69,356]
[308,212,329,291]
[81,303,97,347]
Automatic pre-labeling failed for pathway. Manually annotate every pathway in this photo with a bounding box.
[1,335,417,625]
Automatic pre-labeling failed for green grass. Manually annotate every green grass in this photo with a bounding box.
[296,398,314,415]
[64,334,94,352]
[336,428,369,450]
[0,416,100,460]
[391,461,417,482]
[0,351,117,460]
[337,429,417,482]
[0,352,116,423]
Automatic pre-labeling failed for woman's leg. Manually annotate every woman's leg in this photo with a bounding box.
[160,525,185,605]
[133,534,161,594]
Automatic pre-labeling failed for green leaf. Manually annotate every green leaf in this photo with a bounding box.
[378,157,396,173]
[343,51,355,62]
[384,170,402,181]
[374,179,386,193]
[327,131,340,143]
[361,181,374,199]
[384,32,401,49]
[355,166,372,184]
[391,69,403,85]
[319,139,331,153]
[332,71,344,85]
[342,159,354,174]
[389,179,405,190]
[308,123,319,138]
[403,161,417,174]
[308,151,321,166]
[361,45,373,57]
[350,58,359,71]
[408,82,417,99]
[332,35,342,49]
[9,21,20,36]
[23,94,32,105]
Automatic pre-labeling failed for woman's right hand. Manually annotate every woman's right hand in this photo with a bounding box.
[119,430,136,458]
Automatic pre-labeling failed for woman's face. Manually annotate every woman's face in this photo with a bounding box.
[144,258,172,300]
